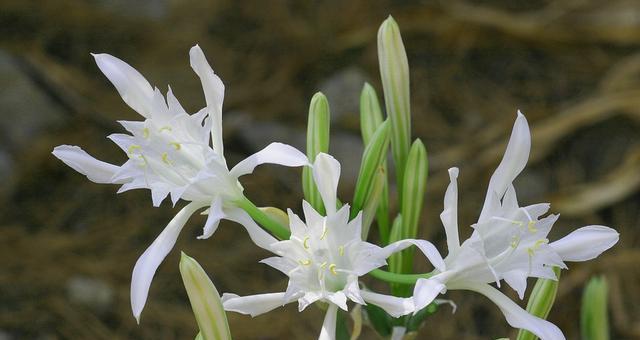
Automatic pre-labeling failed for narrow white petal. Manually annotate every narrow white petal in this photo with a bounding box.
[52,145,121,184]
[92,53,154,117]
[326,292,348,311]
[259,256,296,275]
[503,270,528,300]
[198,196,224,240]
[318,303,339,340]
[390,327,407,340]
[360,290,415,318]
[312,153,341,215]
[287,208,307,236]
[344,278,365,305]
[413,278,446,312]
[381,239,446,272]
[230,142,309,178]
[452,282,565,340]
[189,45,225,155]
[479,111,530,223]
[441,167,460,255]
[550,225,619,262]
[221,292,287,317]
[224,207,279,251]
[131,202,204,322]
[166,86,187,116]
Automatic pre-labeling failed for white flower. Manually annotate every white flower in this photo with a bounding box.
[411,111,619,340]
[52,45,309,322]
[221,153,443,340]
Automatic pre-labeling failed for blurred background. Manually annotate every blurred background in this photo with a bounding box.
[1,0,639,339]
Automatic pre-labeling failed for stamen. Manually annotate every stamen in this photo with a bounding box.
[329,264,338,275]
[320,219,328,240]
[492,216,523,227]
[319,262,327,269]
[159,126,172,133]
[128,145,141,155]
[338,246,345,256]
[527,221,538,233]
[143,128,150,139]
[161,152,172,165]
[303,236,310,249]
[169,142,181,150]
[510,235,520,249]
[299,259,311,266]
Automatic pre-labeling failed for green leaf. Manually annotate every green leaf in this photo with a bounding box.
[363,303,393,337]
[359,83,390,243]
[352,121,390,219]
[516,267,561,340]
[179,252,232,340]
[581,276,610,340]
[302,92,330,214]
[399,139,428,274]
[378,16,411,202]
[361,167,386,240]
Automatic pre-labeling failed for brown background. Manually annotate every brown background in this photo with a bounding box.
[0,0,638,339]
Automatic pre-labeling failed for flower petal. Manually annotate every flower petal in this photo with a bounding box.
[381,239,446,272]
[326,292,348,311]
[197,196,224,240]
[360,290,415,318]
[503,269,528,300]
[452,282,565,340]
[312,153,341,215]
[413,278,446,312]
[441,167,460,255]
[52,145,121,184]
[131,202,204,322]
[318,303,339,340]
[189,45,225,155]
[230,142,309,178]
[224,207,279,251]
[550,225,619,262]
[221,292,287,317]
[92,53,154,117]
[479,111,530,223]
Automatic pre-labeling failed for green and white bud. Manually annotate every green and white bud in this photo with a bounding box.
[516,267,561,340]
[302,92,331,214]
[581,276,610,340]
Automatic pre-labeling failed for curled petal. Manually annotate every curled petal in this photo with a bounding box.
[222,292,288,317]
[224,207,279,251]
[189,45,225,155]
[92,53,154,117]
[479,111,530,223]
[550,225,619,262]
[52,145,121,184]
[381,239,446,272]
[413,278,446,312]
[441,167,460,255]
[131,202,204,322]
[360,290,415,318]
[198,196,225,240]
[230,142,310,178]
[312,153,341,215]
[452,282,565,340]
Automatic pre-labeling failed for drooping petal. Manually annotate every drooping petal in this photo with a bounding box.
[360,290,415,318]
[326,292,348,311]
[381,239,446,272]
[343,277,364,305]
[221,292,287,317]
[479,111,531,223]
[131,202,204,322]
[318,304,339,340]
[312,153,341,215]
[503,269,529,300]
[452,282,565,340]
[260,256,296,275]
[230,142,309,178]
[52,145,121,184]
[441,167,460,255]
[189,45,225,155]
[224,207,279,251]
[198,196,224,240]
[550,225,619,262]
[92,53,154,117]
[413,278,446,312]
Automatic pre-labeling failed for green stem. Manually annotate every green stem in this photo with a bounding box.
[368,269,434,285]
[235,197,291,240]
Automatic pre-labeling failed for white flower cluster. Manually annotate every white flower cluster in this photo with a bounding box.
[53,45,618,340]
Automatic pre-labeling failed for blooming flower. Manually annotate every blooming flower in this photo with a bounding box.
[52,45,308,322]
[411,112,619,340]
[222,153,444,340]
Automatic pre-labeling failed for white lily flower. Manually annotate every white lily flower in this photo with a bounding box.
[222,153,443,340]
[52,45,309,322]
[411,112,619,340]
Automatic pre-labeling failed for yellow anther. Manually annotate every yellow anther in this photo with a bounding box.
[338,246,345,256]
[127,145,141,155]
[143,128,150,139]
[510,235,520,249]
[319,261,327,269]
[159,126,172,133]
[303,236,310,249]
[527,221,538,233]
[533,238,548,250]
[299,259,311,266]
[137,155,147,166]
[169,142,181,150]
[329,264,338,275]
[161,152,172,165]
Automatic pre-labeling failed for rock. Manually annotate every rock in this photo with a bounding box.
[66,276,114,312]
[318,67,370,126]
